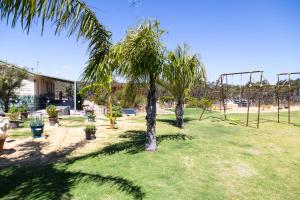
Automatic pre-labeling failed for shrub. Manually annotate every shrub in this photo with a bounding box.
[18,106,28,113]
[8,106,19,121]
[29,116,44,127]
[185,97,200,108]
[159,96,174,104]
[84,124,96,132]
[198,97,213,110]
[112,105,122,118]
[46,105,58,118]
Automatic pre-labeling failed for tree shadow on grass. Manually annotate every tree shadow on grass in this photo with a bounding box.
[101,130,192,155]
[0,131,192,200]
[66,131,192,165]
[156,117,195,127]
[0,164,145,200]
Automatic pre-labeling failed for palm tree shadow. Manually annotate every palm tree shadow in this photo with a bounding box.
[0,165,145,200]
[0,130,191,200]
[157,117,195,127]
[100,130,192,155]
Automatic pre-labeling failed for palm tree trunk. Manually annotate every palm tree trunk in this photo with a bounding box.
[108,94,113,129]
[145,77,157,151]
[175,99,184,128]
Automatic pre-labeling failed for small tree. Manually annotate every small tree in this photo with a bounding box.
[0,62,28,112]
[159,44,205,128]
[117,20,165,151]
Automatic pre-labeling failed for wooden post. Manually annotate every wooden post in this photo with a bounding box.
[277,75,280,123]
[246,73,252,126]
[257,73,263,128]
[288,74,291,124]
[74,81,77,112]
[221,75,227,119]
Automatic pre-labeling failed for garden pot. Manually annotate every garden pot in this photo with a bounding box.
[20,112,29,120]
[48,118,58,126]
[0,137,6,151]
[9,120,20,129]
[85,130,96,140]
[30,125,44,138]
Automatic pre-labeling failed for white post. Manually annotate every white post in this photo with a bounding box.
[74,81,77,111]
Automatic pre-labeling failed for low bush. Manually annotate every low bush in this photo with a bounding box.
[29,116,44,127]
[84,124,96,132]
[46,105,58,118]
[8,106,19,121]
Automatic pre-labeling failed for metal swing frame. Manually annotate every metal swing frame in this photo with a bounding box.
[276,72,300,125]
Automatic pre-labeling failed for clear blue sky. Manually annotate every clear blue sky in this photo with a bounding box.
[1,0,300,83]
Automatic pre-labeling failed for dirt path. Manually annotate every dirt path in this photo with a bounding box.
[0,116,144,168]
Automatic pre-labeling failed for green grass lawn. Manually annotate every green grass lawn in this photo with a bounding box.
[1,109,300,200]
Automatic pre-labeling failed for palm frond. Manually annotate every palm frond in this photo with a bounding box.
[159,44,206,101]
[0,0,111,83]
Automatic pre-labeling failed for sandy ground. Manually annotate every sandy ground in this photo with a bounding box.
[212,105,300,114]
[0,116,144,168]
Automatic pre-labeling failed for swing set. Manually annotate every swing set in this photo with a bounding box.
[276,72,300,125]
[201,70,265,128]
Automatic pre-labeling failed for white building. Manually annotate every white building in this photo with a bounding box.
[1,60,78,111]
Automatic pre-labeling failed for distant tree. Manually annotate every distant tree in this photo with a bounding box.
[117,20,165,151]
[0,63,28,112]
[159,44,205,128]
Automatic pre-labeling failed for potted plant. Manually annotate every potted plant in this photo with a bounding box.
[46,105,59,126]
[87,113,96,122]
[19,106,29,120]
[84,124,96,140]
[29,116,44,138]
[0,133,7,151]
[0,118,8,151]
[8,106,20,128]
[85,109,94,116]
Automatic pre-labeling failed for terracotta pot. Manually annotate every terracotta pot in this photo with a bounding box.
[85,130,96,140]
[48,118,58,126]
[20,112,29,120]
[0,137,6,151]
[9,120,20,129]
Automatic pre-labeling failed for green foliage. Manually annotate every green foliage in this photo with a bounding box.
[159,96,174,104]
[8,106,19,121]
[185,97,213,109]
[8,106,19,114]
[29,116,44,127]
[198,97,213,109]
[117,19,165,82]
[84,124,96,132]
[18,106,28,113]
[46,105,58,118]
[185,97,201,108]
[0,61,28,112]
[120,82,145,108]
[112,105,122,118]
[159,44,205,102]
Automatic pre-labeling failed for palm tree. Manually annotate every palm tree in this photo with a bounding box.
[0,0,113,124]
[80,45,121,128]
[159,44,205,128]
[117,20,165,151]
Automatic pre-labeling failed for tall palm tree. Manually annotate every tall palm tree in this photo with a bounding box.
[118,20,165,151]
[159,44,205,128]
[0,0,113,123]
